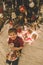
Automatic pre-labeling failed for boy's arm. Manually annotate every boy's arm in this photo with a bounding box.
[11,47,23,51]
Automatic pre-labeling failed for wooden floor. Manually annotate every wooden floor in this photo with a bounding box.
[18,25,43,65]
[0,23,43,65]
[0,24,10,65]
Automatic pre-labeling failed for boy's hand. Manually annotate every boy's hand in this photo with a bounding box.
[8,43,14,48]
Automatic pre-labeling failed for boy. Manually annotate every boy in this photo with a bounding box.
[6,28,24,65]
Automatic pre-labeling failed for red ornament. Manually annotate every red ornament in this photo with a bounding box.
[19,5,25,13]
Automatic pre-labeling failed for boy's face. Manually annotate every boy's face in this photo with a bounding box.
[9,32,17,40]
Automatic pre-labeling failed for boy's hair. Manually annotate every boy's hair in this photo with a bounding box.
[28,29,32,34]
[8,28,17,34]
